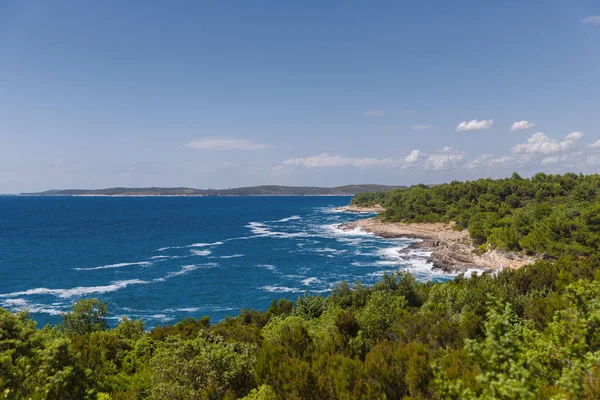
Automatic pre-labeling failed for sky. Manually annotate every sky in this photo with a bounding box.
[0,0,599,193]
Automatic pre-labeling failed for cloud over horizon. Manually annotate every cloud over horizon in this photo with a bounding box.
[185,138,272,150]
[281,153,404,168]
[424,147,465,170]
[281,147,466,172]
[511,132,584,155]
[456,119,494,132]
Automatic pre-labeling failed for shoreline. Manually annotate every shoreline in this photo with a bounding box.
[341,218,537,272]
[335,204,385,213]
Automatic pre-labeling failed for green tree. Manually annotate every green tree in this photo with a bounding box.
[60,299,109,336]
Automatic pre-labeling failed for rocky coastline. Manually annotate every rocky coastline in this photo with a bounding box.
[341,218,537,273]
[335,204,385,213]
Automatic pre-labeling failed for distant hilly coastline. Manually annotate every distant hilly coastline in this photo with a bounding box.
[21,184,403,197]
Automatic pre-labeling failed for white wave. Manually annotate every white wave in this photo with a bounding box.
[2,298,28,306]
[247,222,269,235]
[1,298,65,316]
[367,269,399,277]
[258,264,278,272]
[165,307,200,313]
[301,277,321,285]
[351,261,377,267]
[75,261,151,271]
[276,215,301,222]
[190,241,224,247]
[1,261,220,299]
[154,263,218,282]
[150,255,187,260]
[318,206,346,214]
[0,279,149,299]
[246,221,310,239]
[158,246,180,251]
[377,245,410,260]
[158,241,223,251]
[190,249,211,256]
[323,223,375,238]
[218,254,245,259]
[260,285,302,293]
[313,247,347,254]
[166,264,201,277]
[150,314,174,322]
[282,274,304,279]
[337,237,365,246]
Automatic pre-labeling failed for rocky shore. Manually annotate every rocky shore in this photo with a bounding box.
[341,218,537,272]
[335,204,385,213]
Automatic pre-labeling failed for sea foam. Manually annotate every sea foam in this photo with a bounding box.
[75,261,152,271]
[260,285,302,293]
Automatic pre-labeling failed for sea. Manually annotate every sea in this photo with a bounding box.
[0,196,471,328]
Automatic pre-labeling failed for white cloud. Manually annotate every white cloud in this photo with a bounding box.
[510,120,536,131]
[282,153,400,168]
[282,149,426,169]
[541,155,568,165]
[465,154,516,170]
[588,140,600,149]
[185,138,271,150]
[363,110,385,117]
[511,131,584,155]
[411,124,433,130]
[404,150,423,164]
[425,148,465,171]
[565,131,584,141]
[582,16,600,25]
[456,119,493,132]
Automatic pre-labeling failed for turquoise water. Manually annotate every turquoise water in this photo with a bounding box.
[0,196,459,328]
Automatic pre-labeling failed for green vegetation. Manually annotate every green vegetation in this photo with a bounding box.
[353,172,600,258]
[4,173,600,399]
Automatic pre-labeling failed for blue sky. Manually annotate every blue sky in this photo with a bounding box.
[0,0,599,192]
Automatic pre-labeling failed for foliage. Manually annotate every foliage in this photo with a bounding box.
[353,172,600,258]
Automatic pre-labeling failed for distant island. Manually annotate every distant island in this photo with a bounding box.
[21,184,403,197]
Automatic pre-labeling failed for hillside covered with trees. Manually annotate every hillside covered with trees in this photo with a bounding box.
[353,172,600,259]
[3,173,600,399]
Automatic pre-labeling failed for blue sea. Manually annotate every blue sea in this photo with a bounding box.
[0,196,465,328]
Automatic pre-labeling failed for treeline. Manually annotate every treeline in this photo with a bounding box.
[353,172,600,258]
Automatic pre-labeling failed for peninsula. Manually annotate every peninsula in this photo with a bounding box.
[21,184,402,197]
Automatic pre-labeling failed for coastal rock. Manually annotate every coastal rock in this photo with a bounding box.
[340,218,537,272]
[336,204,385,213]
